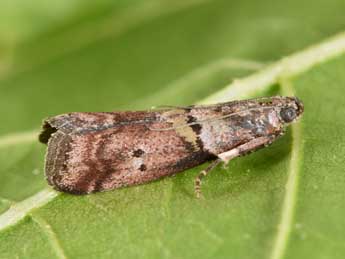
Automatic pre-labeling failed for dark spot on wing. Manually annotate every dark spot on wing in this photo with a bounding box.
[133,149,145,157]
[213,106,222,112]
[187,115,202,135]
[139,164,147,171]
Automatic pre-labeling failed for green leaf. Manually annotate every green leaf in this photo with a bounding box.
[1,1,345,258]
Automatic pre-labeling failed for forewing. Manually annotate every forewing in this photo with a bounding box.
[41,110,212,194]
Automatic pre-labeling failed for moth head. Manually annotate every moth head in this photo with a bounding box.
[279,96,304,124]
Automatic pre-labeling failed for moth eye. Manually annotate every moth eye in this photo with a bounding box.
[280,107,297,123]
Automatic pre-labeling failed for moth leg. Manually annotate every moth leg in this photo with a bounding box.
[195,158,222,199]
[195,135,280,198]
[218,135,279,165]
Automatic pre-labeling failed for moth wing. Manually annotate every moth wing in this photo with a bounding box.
[39,110,158,144]
[40,111,212,194]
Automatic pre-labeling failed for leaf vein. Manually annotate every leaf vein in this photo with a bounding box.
[31,213,67,259]
[269,79,304,259]
[0,189,59,231]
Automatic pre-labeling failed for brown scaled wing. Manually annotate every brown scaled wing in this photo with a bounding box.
[39,109,214,194]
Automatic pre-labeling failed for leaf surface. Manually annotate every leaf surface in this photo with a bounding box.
[1,1,345,258]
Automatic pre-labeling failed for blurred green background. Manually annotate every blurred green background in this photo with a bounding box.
[1,0,345,135]
[1,0,345,258]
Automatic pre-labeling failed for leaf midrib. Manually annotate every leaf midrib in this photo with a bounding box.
[0,189,58,231]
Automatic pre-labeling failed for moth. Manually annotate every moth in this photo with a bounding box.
[39,96,304,197]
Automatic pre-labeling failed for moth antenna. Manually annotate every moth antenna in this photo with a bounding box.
[150,105,193,110]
